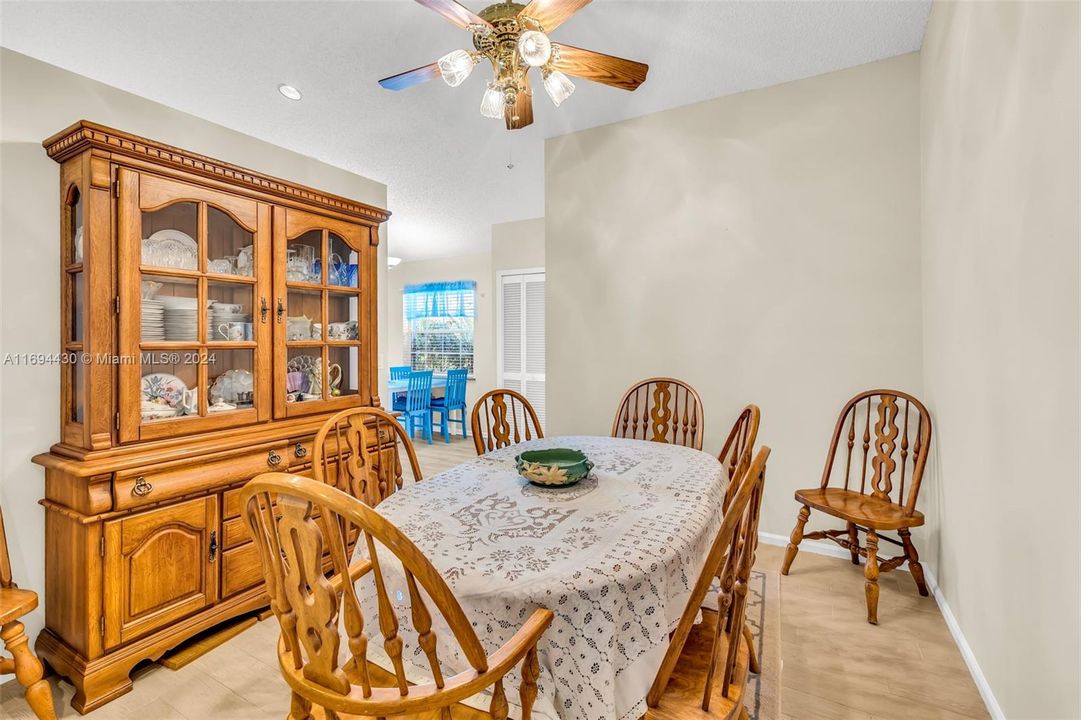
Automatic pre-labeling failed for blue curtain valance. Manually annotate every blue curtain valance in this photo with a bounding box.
[403,280,476,321]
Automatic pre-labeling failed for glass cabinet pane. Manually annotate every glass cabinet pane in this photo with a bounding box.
[327,346,359,398]
[72,272,85,343]
[328,232,359,288]
[71,360,85,423]
[326,291,359,340]
[143,275,199,343]
[69,187,83,264]
[141,202,198,271]
[207,206,254,277]
[287,230,321,283]
[286,349,323,403]
[208,281,253,341]
[286,289,321,340]
[207,349,255,413]
[141,352,199,423]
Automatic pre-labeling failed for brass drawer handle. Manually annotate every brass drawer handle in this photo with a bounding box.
[132,476,153,497]
[208,531,218,563]
[268,449,283,467]
[294,442,308,459]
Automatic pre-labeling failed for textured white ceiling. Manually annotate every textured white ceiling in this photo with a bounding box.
[1,0,929,260]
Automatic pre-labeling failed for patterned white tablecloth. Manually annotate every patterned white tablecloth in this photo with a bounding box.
[354,435,725,720]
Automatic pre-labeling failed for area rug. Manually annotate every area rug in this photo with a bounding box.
[744,569,782,720]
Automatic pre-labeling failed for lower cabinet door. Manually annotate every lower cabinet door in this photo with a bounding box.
[103,496,219,648]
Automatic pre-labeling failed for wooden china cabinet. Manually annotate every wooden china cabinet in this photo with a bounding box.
[32,121,390,713]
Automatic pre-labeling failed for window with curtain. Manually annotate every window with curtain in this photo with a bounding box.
[402,280,476,374]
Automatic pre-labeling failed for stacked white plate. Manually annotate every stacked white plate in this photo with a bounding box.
[141,299,165,342]
[159,295,199,342]
[210,303,251,340]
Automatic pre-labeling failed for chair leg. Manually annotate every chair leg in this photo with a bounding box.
[847,522,860,565]
[288,690,313,720]
[460,408,468,438]
[1,621,57,720]
[864,529,880,625]
[441,410,450,444]
[425,412,433,444]
[781,505,810,575]
[743,622,760,674]
[899,527,929,597]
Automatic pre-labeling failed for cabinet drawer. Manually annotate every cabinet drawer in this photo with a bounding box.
[115,445,289,511]
[222,516,252,550]
[221,543,264,598]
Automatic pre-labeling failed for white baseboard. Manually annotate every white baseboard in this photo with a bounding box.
[758,530,1005,720]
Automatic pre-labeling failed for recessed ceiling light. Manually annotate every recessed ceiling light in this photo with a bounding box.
[277,84,302,101]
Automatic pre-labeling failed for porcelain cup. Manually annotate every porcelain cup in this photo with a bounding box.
[217,322,245,341]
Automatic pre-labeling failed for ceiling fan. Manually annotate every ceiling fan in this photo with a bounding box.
[378,0,649,130]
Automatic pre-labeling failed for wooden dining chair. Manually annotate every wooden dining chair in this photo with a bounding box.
[313,406,424,507]
[241,473,554,720]
[611,377,705,450]
[471,388,543,456]
[432,367,469,442]
[0,505,58,720]
[781,389,932,624]
[648,446,770,718]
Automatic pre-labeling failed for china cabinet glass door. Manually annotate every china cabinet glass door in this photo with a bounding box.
[274,207,369,417]
[117,169,270,442]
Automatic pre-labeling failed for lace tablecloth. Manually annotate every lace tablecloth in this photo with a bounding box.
[354,435,725,720]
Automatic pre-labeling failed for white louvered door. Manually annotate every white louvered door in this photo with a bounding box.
[498,271,545,430]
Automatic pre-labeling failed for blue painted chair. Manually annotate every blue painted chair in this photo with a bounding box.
[397,370,434,444]
[431,368,469,443]
[390,366,411,411]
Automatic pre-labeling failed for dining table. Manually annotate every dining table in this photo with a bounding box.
[353,435,727,720]
[386,373,448,394]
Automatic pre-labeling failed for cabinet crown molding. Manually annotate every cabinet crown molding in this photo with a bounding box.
[43,120,391,224]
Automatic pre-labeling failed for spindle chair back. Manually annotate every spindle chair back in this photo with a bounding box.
[611,377,705,450]
[718,404,761,509]
[241,473,553,720]
[470,389,544,455]
[312,407,423,507]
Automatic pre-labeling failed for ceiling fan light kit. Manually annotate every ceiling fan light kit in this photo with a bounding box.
[378,0,649,130]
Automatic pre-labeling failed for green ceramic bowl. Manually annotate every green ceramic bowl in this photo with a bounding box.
[515,448,594,487]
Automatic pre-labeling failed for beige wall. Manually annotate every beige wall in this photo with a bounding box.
[492,217,545,275]
[921,2,1080,717]
[0,49,389,648]
[545,53,925,551]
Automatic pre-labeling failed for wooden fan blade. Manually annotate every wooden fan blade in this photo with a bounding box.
[505,77,534,130]
[551,44,648,91]
[414,0,491,29]
[378,62,441,91]
[518,0,592,32]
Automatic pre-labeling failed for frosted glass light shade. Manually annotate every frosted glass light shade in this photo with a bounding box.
[438,49,475,87]
[543,69,575,107]
[517,30,552,67]
[480,83,505,119]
